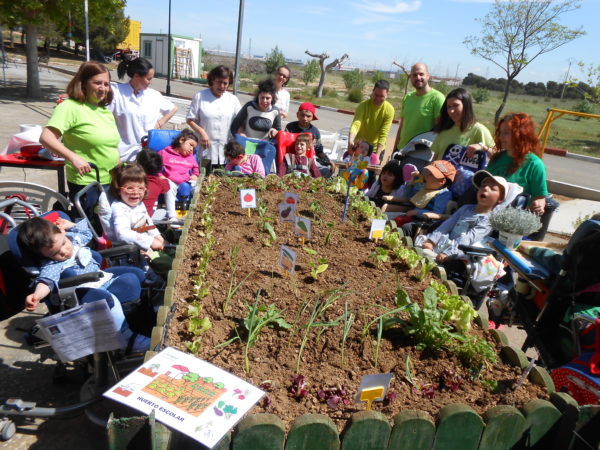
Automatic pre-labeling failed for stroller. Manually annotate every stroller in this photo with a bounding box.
[492,219,600,372]
[390,131,437,182]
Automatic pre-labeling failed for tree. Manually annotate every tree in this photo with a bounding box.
[305,50,349,97]
[464,0,585,123]
[371,71,386,83]
[0,0,127,98]
[265,46,285,74]
[392,61,410,98]
[473,88,490,104]
[574,62,600,104]
[342,70,365,90]
[302,59,319,86]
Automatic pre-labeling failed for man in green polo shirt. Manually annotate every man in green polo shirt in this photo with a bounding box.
[393,63,445,151]
[348,79,395,159]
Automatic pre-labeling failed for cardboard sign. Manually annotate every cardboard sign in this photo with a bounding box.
[355,373,393,407]
[104,347,264,448]
[294,216,312,240]
[240,189,256,209]
[369,219,386,240]
[277,202,296,223]
[284,192,299,207]
[279,245,297,273]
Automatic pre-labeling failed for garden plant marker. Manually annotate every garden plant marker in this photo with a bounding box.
[360,386,385,411]
[514,358,537,391]
[369,219,386,242]
[279,245,297,275]
[341,156,369,223]
[240,189,257,217]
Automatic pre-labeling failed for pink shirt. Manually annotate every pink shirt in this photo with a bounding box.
[225,154,265,176]
[158,146,199,185]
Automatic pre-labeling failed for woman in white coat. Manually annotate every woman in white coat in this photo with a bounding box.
[109,57,177,161]
[186,65,241,172]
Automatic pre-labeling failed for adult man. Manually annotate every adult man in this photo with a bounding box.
[393,63,445,151]
[348,79,395,159]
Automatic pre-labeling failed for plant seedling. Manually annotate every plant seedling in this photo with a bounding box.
[317,385,352,410]
[289,375,309,400]
[369,247,389,266]
[309,257,329,280]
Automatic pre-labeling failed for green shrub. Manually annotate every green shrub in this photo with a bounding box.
[348,87,364,103]
[371,71,386,83]
[343,70,365,90]
[473,88,490,104]
[573,99,595,120]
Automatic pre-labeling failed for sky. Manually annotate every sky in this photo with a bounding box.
[124,0,600,84]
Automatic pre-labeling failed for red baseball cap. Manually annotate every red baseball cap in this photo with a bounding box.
[298,102,318,120]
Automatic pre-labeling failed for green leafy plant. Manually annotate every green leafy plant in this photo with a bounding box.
[184,301,212,355]
[416,258,437,281]
[241,298,292,373]
[369,247,389,266]
[309,257,329,280]
[382,228,402,250]
[340,302,355,369]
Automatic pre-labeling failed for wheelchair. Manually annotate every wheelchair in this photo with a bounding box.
[0,201,150,441]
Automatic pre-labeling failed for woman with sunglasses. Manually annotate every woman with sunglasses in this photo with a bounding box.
[273,65,291,119]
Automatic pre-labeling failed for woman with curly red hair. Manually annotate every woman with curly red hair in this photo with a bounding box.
[470,113,548,215]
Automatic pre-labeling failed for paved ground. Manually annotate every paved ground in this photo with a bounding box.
[0,62,598,446]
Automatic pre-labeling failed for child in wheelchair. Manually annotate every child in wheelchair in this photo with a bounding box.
[415,170,508,263]
[17,216,150,353]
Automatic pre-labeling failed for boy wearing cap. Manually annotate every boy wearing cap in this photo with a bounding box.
[381,160,456,219]
[285,102,335,177]
[416,170,508,263]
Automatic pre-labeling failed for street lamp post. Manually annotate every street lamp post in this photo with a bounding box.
[233,0,244,95]
[166,0,172,95]
[84,0,90,61]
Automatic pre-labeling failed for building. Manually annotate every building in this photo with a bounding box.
[139,33,203,80]
[118,19,141,51]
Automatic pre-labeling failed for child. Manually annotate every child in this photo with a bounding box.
[277,133,321,178]
[365,160,405,208]
[108,162,165,252]
[18,216,149,352]
[381,160,456,220]
[136,149,170,218]
[285,102,335,177]
[415,170,508,263]
[159,129,200,219]
[224,141,265,176]
[343,140,379,166]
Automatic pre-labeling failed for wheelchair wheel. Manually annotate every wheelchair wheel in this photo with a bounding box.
[0,418,16,441]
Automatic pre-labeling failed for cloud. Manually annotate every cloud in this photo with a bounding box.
[355,1,422,14]
[364,31,378,40]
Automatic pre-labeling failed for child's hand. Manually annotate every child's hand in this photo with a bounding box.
[55,217,75,230]
[25,293,42,311]
[150,235,164,251]
[189,175,198,181]
[436,253,448,263]
[381,195,395,202]
[268,128,279,139]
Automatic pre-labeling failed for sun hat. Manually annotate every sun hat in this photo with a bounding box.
[472,170,509,201]
[423,160,456,182]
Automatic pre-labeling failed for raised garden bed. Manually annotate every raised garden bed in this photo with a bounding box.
[139,175,584,449]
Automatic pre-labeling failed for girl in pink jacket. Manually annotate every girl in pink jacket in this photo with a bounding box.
[158,129,199,219]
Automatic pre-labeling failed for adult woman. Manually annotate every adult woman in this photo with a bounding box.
[40,61,119,214]
[471,113,548,214]
[274,65,291,119]
[186,65,241,169]
[430,88,494,160]
[109,57,177,161]
[230,78,281,140]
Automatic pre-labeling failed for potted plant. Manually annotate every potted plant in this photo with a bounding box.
[489,207,542,248]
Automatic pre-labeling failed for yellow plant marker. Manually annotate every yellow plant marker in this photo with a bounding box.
[371,229,383,240]
[359,386,384,410]
[247,208,251,218]
[301,237,305,246]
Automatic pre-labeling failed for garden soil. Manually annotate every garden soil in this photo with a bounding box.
[164,176,547,431]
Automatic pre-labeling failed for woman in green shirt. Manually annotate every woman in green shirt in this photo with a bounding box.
[469,113,548,215]
[40,61,120,216]
[430,88,494,160]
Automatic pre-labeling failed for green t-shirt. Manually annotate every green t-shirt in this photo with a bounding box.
[397,88,445,149]
[431,122,494,160]
[46,98,120,185]
[486,151,548,198]
[349,99,395,148]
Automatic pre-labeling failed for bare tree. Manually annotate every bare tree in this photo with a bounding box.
[392,61,411,97]
[464,0,585,123]
[305,50,349,97]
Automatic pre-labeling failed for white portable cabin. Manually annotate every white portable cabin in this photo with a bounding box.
[139,33,203,80]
